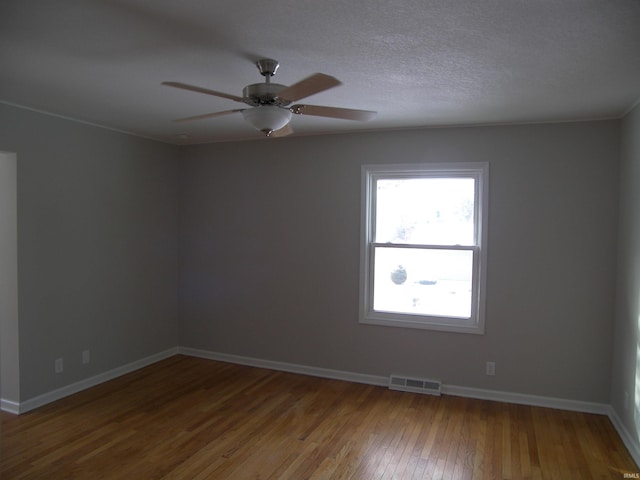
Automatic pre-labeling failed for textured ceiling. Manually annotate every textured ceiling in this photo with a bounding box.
[2,0,640,144]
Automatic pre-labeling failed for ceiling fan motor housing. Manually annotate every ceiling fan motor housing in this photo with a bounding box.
[243,83,290,106]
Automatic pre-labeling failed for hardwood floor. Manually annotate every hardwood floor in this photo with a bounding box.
[1,355,637,479]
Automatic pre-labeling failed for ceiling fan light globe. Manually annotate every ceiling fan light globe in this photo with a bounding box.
[242,106,292,134]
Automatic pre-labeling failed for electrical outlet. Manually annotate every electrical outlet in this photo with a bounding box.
[82,350,90,364]
[486,361,496,376]
[55,358,63,374]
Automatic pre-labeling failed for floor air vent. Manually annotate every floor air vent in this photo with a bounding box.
[389,375,441,396]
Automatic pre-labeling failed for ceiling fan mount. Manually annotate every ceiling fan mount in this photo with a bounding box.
[163,58,376,137]
[255,58,280,78]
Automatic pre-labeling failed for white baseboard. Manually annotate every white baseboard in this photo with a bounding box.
[442,384,609,415]
[178,347,389,387]
[607,405,640,467]
[179,347,609,414]
[0,347,615,417]
[4,345,638,468]
[2,347,178,414]
[0,398,20,415]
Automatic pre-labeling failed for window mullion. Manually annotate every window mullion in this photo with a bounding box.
[372,243,477,251]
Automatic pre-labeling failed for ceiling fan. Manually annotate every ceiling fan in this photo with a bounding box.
[162,58,376,137]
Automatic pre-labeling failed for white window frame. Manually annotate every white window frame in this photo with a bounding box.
[359,162,489,334]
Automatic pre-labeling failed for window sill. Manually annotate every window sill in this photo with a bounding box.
[360,312,485,334]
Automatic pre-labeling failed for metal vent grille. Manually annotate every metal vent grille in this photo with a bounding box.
[389,375,441,396]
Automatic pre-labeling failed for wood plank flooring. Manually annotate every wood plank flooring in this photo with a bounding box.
[1,355,637,479]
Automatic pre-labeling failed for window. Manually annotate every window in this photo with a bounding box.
[359,163,488,334]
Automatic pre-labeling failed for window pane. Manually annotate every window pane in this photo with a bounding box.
[373,247,473,318]
[375,178,475,245]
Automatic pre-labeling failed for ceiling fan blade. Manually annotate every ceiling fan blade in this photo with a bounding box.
[290,104,377,121]
[269,124,294,137]
[172,109,245,123]
[162,81,245,103]
[277,73,341,103]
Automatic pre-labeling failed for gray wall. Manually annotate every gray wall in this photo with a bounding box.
[179,121,620,403]
[612,104,640,439]
[0,104,180,401]
[0,100,623,406]
[0,152,19,403]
